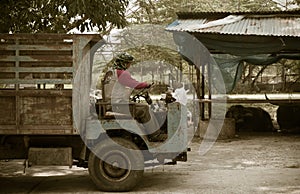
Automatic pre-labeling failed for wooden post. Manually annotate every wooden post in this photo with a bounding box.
[207,62,212,118]
[201,63,205,120]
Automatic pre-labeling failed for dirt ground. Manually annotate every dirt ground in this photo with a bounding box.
[0,132,299,194]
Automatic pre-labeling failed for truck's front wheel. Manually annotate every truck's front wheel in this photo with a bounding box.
[88,137,144,192]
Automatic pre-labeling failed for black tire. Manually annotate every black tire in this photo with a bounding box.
[88,137,144,192]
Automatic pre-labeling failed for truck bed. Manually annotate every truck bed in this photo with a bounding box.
[0,34,101,135]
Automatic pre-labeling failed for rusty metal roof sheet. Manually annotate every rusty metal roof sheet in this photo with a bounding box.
[166,10,300,37]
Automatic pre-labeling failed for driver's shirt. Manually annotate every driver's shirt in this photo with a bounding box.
[110,69,148,103]
[116,69,148,89]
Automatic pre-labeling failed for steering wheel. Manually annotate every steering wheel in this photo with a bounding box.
[130,84,153,105]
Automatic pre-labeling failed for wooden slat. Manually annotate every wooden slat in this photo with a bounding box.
[19,130,73,135]
[0,33,101,42]
[19,50,72,56]
[0,126,18,134]
[0,128,73,135]
[0,96,16,126]
[0,44,72,51]
[0,67,73,73]
[0,33,73,40]
[0,55,73,62]
[0,89,72,97]
[0,125,17,130]
[19,62,73,67]
[0,79,72,84]
[20,125,73,131]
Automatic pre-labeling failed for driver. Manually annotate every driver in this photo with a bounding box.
[107,52,167,141]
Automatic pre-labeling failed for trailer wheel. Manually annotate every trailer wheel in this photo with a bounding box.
[88,137,144,192]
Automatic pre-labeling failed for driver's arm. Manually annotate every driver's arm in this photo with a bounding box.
[117,70,149,89]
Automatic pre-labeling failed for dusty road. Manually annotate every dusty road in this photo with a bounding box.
[1,133,299,194]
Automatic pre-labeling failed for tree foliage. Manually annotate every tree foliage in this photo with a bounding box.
[0,0,129,33]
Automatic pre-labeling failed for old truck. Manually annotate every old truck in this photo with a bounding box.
[0,34,189,191]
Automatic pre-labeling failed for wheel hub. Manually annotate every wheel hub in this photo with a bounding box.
[101,152,131,181]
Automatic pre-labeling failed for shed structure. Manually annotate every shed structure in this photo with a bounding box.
[166,10,300,56]
[166,9,300,119]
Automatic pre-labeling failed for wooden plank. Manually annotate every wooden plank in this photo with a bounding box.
[0,125,76,135]
[0,33,73,40]
[0,128,73,135]
[19,50,72,56]
[72,36,93,136]
[0,96,16,125]
[21,130,73,135]
[0,79,72,84]
[0,89,72,97]
[20,125,73,131]
[20,96,72,126]
[0,44,72,51]
[0,67,73,73]
[0,127,18,134]
[0,125,17,130]
[0,34,101,42]
[19,62,73,67]
[0,55,73,62]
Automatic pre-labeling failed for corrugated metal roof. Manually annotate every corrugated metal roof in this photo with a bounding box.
[166,10,300,37]
[176,9,300,18]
